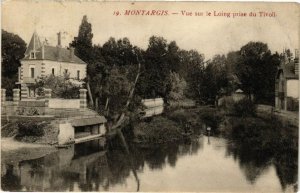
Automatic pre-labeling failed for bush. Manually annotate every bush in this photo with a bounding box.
[133,117,183,143]
[167,109,189,124]
[232,98,256,117]
[34,75,82,99]
[16,121,46,137]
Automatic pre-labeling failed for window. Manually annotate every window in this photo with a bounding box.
[30,67,35,78]
[65,69,68,74]
[30,52,35,59]
[52,68,55,75]
[77,70,80,79]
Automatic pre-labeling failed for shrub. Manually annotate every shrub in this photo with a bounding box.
[16,121,46,137]
[34,75,82,99]
[133,117,182,143]
[167,109,189,124]
[232,98,256,117]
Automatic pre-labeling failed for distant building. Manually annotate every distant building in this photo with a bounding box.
[217,89,249,107]
[275,50,299,111]
[17,31,87,99]
[231,89,246,102]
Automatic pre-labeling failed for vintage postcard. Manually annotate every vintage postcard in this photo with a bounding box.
[1,1,299,192]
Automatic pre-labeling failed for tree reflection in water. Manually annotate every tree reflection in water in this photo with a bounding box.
[224,117,298,191]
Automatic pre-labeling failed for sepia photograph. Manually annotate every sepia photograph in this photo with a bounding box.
[1,1,299,192]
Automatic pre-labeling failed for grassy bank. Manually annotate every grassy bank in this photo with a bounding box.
[133,117,183,143]
[2,119,59,145]
[132,106,222,144]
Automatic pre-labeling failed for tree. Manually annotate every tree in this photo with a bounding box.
[166,41,180,73]
[1,30,26,96]
[101,37,138,68]
[70,15,94,106]
[102,67,132,118]
[70,15,93,65]
[235,42,280,104]
[137,36,170,98]
[178,49,205,100]
[166,72,187,102]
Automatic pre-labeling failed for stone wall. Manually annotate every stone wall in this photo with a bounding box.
[48,99,81,109]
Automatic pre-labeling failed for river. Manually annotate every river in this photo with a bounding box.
[1,132,297,192]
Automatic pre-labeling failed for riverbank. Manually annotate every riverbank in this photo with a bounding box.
[1,119,59,145]
[131,106,221,144]
[1,137,56,164]
[257,104,298,127]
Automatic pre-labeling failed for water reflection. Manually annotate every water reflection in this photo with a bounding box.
[1,124,297,192]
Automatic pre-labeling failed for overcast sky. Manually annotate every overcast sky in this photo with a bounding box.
[2,1,299,59]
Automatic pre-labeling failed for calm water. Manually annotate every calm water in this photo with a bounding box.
[1,133,297,192]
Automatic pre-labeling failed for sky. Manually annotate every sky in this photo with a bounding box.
[2,1,299,59]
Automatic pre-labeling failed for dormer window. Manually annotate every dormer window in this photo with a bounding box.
[30,52,35,59]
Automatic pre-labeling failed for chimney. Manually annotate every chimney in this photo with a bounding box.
[57,32,62,47]
[69,47,75,61]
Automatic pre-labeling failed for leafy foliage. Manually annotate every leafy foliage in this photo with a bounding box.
[102,67,132,118]
[179,50,205,100]
[133,117,183,143]
[70,15,93,65]
[34,75,82,99]
[231,98,257,117]
[166,72,187,102]
[235,42,280,104]
[16,121,46,137]
[1,30,26,96]
[69,16,281,117]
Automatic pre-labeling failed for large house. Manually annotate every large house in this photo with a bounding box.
[275,50,299,111]
[17,31,87,99]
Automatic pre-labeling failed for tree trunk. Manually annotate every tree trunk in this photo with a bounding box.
[113,57,141,129]
[105,97,110,111]
[95,97,99,111]
[86,78,94,107]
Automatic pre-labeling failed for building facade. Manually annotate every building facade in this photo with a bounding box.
[17,31,87,99]
[275,50,299,111]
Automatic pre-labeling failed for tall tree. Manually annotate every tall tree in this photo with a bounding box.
[166,41,180,73]
[70,15,93,65]
[201,55,229,104]
[1,30,26,96]
[138,36,169,98]
[102,37,137,67]
[70,15,94,106]
[235,42,280,104]
[179,49,205,100]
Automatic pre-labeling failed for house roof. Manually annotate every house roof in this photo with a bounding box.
[235,89,244,93]
[24,31,42,56]
[22,32,87,65]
